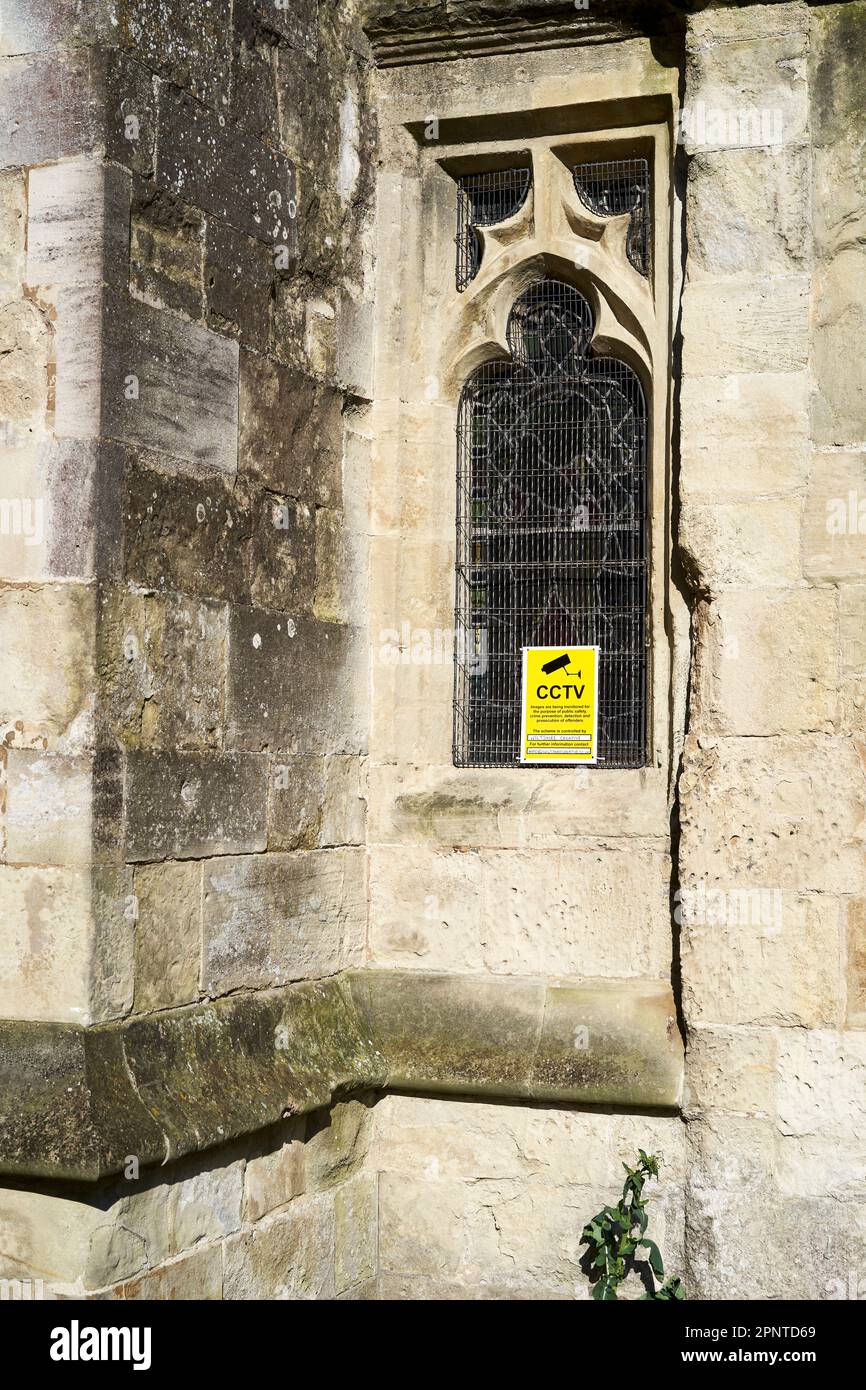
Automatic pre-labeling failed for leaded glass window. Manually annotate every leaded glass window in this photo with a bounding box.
[453,279,648,768]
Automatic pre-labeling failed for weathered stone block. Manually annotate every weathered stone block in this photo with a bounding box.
[133,860,203,1013]
[50,285,101,437]
[684,2,809,153]
[483,849,673,981]
[247,0,319,58]
[810,2,866,448]
[685,1026,778,1117]
[335,1173,377,1295]
[120,1244,223,1300]
[847,898,866,1028]
[777,1028,866,1141]
[112,0,232,108]
[267,754,325,851]
[226,608,367,755]
[682,892,842,1029]
[130,186,204,319]
[223,1193,335,1299]
[84,1181,172,1289]
[101,50,157,178]
[122,460,252,604]
[0,0,109,56]
[0,865,92,1021]
[0,51,100,170]
[97,586,226,750]
[0,298,50,434]
[80,291,238,473]
[370,1092,683,1190]
[267,753,365,851]
[0,1184,108,1289]
[682,276,809,376]
[243,1119,306,1223]
[368,846,485,972]
[157,83,297,250]
[172,1157,244,1253]
[0,172,25,289]
[249,493,316,612]
[305,1097,373,1193]
[89,864,136,1023]
[238,352,343,505]
[679,735,866,894]
[377,1172,585,1292]
[314,505,365,625]
[687,146,809,279]
[320,756,367,848]
[368,761,670,850]
[125,751,268,861]
[841,586,866,675]
[27,158,130,289]
[368,845,672,980]
[0,583,94,747]
[685,1182,866,1299]
[812,253,866,448]
[5,751,92,867]
[698,590,838,735]
[205,221,274,352]
[229,14,280,147]
[680,372,810,500]
[0,439,122,582]
[275,41,331,171]
[679,498,801,590]
[201,848,365,992]
[803,451,866,581]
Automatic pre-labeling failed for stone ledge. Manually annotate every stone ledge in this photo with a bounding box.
[363,0,689,65]
[0,970,682,1182]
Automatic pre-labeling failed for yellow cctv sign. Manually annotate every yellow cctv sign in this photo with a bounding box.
[520,646,600,765]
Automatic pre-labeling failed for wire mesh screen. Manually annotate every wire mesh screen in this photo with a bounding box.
[573,159,651,277]
[454,279,648,768]
[456,168,532,292]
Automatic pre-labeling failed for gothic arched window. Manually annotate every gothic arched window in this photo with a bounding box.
[453,278,648,768]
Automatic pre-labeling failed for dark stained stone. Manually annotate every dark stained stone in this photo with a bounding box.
[130,182,205,320]
[267,753,325,849]
[112,0,233,108]
[238,351,343,505]
[122,459,252,603]
[157,82,298,251]
[205,220,274,352]
[125,750,268,860]
[0,972,681,1182]
[249,491,316,612]
[101,50,158,178]
[245,0,320,58]
[230,7,281,147]
[226,606,367,755]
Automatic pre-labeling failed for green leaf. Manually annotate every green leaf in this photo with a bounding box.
[639,1238,665,1279]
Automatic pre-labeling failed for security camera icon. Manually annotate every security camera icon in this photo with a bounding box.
[541,652,575,677]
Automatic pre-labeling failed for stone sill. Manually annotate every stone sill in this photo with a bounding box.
[0,970,682,1182]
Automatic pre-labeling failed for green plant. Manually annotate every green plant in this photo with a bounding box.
[581,1150,684,1301]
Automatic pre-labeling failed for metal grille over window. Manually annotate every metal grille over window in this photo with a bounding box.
[454,279,648,768]
[572,159,651,277]
[456,168,531,292]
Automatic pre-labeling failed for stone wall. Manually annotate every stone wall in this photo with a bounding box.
[0,0,381,1300]
[1,1095,376,1299]
[0,0,373,1022]
[2,0,866,1303]
[678,0,866,1300]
